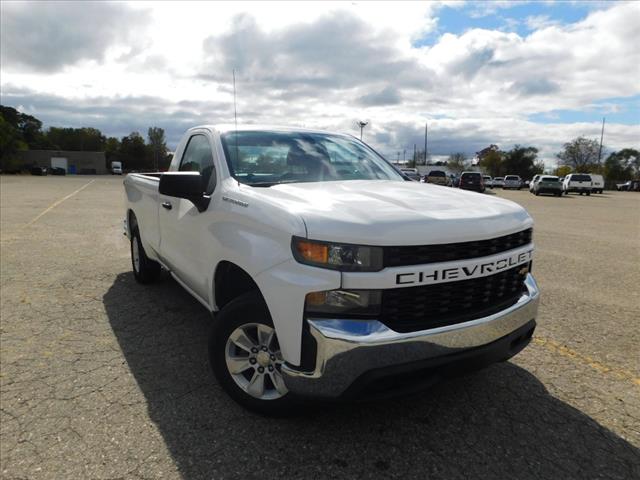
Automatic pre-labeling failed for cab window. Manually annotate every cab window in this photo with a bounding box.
[179,134,216,193]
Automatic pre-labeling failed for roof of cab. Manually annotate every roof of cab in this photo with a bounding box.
[188,124,352,136]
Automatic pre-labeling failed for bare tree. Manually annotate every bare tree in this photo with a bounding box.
[557,137,601,171]
[447,152,469,174]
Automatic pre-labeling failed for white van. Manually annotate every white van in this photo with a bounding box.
[589,174,604,194]
[111,161,123,175]
[562,173,592,195]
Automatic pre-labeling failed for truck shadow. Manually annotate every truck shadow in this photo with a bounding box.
[103,273,639,480]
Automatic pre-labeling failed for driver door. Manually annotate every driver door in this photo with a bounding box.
[159,131,217,301]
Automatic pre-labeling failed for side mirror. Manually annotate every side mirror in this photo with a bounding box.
[159,172,210,212]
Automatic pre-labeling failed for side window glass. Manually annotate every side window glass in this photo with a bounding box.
[179,134,216,193]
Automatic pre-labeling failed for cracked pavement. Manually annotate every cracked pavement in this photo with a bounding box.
[1,175,639,479]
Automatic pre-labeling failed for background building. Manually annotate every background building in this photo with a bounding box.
[15,150,107,174]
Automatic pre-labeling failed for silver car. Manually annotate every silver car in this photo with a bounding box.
[504,175,522,190]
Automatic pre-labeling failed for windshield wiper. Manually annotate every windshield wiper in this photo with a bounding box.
[248,180,302,187]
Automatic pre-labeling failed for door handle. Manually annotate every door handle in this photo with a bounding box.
[161,201,172,210]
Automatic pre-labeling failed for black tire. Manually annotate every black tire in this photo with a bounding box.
[535,191,540,196]
[586,191,591,196]
[131,227,162,284]
[209,291,300,416]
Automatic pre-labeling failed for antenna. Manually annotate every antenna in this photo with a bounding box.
[233,69,240,185]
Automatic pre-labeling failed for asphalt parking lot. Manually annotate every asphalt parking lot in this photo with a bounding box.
[1,175,639,479]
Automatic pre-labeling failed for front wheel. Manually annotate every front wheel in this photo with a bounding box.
[209,291,298,416]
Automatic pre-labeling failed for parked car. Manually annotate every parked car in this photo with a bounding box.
[589,174,604,194]
[30,166,48,176]
[400,167,421,181]
[111,161,123,175]
[451,175,460,187]
[493,177,505,188]
[616,180,640,191]
[503,175,522,190]
[49,167,66,175]
[458,171,485,193]
[529,175,541,192]
[123,125,538,414]
[563,173,592,195]
[532,176,562,197]
[424,170,449,186]
[483,175,493,188]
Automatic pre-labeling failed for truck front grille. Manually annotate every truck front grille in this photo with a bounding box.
[384,228,532,268]
[380,265,528,333]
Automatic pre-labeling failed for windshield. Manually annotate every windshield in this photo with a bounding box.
[429,171,446,177]
[541,176,559,182]
[505,175,520,181]
[571,174,591,182]
[220,130,403,186]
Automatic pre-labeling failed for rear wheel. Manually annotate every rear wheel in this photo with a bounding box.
[586,191,591,196]
[209,291,299,416]
[131,227,161,284]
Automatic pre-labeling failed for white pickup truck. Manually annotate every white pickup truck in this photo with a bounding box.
[123,125,539,414]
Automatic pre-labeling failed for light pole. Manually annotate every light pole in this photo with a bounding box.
[424,122,428,164]
[357,121,369,140]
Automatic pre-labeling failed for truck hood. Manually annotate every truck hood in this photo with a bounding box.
[247,180,533,245]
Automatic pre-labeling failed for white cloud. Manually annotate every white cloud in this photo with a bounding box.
[0,0,638,161]
[524,14,560,30]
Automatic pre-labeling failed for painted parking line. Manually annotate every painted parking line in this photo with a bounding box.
[25,179,96,226]
[533,336,640,387]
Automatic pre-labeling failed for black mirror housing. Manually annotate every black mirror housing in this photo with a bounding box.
[159,172,210,212]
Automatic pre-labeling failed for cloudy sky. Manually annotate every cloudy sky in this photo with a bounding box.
[1,1,638,165]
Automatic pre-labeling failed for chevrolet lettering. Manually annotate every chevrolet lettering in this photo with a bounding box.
[396,248,534,285]
[124,125,540,415]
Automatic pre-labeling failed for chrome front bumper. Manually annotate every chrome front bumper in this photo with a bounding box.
[282,273,540,398]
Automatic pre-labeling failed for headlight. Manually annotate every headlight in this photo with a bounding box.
[292,237,383,272]
[305,289,381,316]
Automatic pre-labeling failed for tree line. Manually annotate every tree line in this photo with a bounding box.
[476,138,639,183]
[0,105,172,172]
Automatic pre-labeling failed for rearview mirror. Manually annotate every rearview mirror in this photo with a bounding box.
[159,172,210,212]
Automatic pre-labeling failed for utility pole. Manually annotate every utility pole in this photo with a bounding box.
[403,149,406,162]
[414,144,417,164]
[357,121,369,141]
[396,152,400,164]
[424,122,428,164]
[598,117,605,163]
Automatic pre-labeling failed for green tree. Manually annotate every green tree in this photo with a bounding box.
[447,152,468,174]
[0,115,28,170]
[557,137,600,171]
[502,145,540,179]
[476,144,500,162]
[479,149,503,177]
[0,105,44,146]
[45,127,106,151]
[120,132,148,170]
[553,165,572,177]
[604,149,638,181]
[147,127,167,171]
